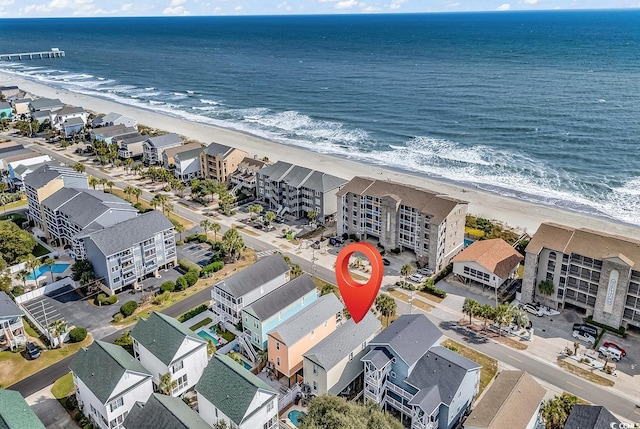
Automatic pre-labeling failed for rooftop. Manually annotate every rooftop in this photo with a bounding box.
[204,142,234,157]
[0,292,23,318]
[163,143,203,159]
[564,405,620,429]
[55,106,84,116]
[337,176,467,224]
[304,312,381,370]
[268,293,343,345]
[243,274,317,321]
[452,238,524,279]
[258,161,347,193]
[29,98,62,111]
[23,164,82,189]
[124,393,210,429]
[0,389,46,429]
[215,254,289,298]
[146,133,183,148]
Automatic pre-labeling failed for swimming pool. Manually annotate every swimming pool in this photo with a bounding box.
[26,263,71,280]
[196,329,220,346]
[464,238,474,247]
[287,410,307,426]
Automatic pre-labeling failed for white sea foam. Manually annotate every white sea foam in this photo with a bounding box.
[200,98,222,105]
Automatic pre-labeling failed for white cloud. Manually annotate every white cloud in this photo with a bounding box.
[388,0,406,9]
[447,2,460,7]
[524,0,538,3]
[496,3,511,9]
[278,1,293,11]
[163,5,189,14]
[336,0,358,9]
[121,3,133,11]
[234,5,243,11]
[360,3,381,12]
[170,0,186,5]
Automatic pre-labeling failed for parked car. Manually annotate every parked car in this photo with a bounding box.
[602,341,626,357]
[275,217,285,224]
[417,267,433,276]
[598,345,622,361]
[522,303,543,317]
[572,330,595,345]
[26,342,40,360]
[329,236,345,246]
[572,323,598,338]
[382,258,391,266]
[408,273,425,283]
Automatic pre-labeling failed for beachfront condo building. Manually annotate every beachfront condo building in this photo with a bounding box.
[81,210,177,294]
[115,132,147,159]
[522,222,640,330]
[52,106,88,131]
[229,156,268,196]
[163,143,204,181]
[256,161,348,222]
[142,133,184,165]
[337,177,468,271]
[199,142,248,183]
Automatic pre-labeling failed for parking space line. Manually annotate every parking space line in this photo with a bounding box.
[566,381,583,390]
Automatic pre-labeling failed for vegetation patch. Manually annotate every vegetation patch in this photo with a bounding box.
[556,358,615,387]
[178,304,209,322]
[189,317,212,331]
[51,373,74,399]
[442,339,498,397]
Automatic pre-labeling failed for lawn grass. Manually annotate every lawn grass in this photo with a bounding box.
[442,339,498,397]
[2,335,93,388]
[51,373,74,399]
[22,317,40,338]
[388,289,433,312]
[556,358,615,387]
[215,327,236,342]
[0,199,27,211]
[189,317,212,331]
[312,278,341,298]
[416,290,444,303]
[32,243,50,257]
[110,188,194,230]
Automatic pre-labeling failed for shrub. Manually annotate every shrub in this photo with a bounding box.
[152,291,171,305]
[176,276,188,291]
[391,248,401,254]
[176,240,184,246]
[178,304,208,322]
[342,233,349,240]
[201,261,224,276]
[184,234,198,242]
[164,185,171,192]
[433,263,453,283]
[387,286,396,292]
[184,270,199,286]
[120,300,138,317]
[197,234,208,243]
[349,234,357,241]
[422,282,447,298]
[178,259,201,274]
[96,293,118,306]
[160,281,175,293]
[113,313,124,323]
[69,327,87,343]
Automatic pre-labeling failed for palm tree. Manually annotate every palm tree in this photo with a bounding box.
[307,210,319,224]
[479,304,494,330]
[264,210,276,225]
[512,307,529,330]
[123,186,134,202]
[132,187,142,203]
[98,177,108,191]
[48,319,67,348]
[132,164,143,178]
[462,298,480,325]
[162,201,174,216]
[24,255,41,287]
[493,304,514,337]
[573,340,580,356]
[88,176,99,190]
[290,264,303,278]
[105,180,114,193]
[200,219,212,237]
[375,294,397,327]
[72,163,85,173]
[17,270,29,289]
[538,280,554,296]
[151,194,168,211]
[43,257,56,284]
[174,222,185,241]
[221,227,244,262]
[206,338,216,359]
[400,264,413,281]
[540,393,578,429]
[158,372,178,395]
[211,222,221,242]
[125,157,134,173]
[247,204,263,220]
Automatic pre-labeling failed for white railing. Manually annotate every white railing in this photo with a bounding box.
[387,382,413,400]
[278,384,301,412]
[14,277,75,304]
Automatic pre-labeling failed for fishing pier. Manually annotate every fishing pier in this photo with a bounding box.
[0,49,65,61]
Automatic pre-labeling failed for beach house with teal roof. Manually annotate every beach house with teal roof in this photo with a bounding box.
[70,340,153,429]
[131,312,208,397]
[242,273,318,350]
[0,101,12,119]
[123,393,210,429]
[0,389,45,429]
[195,355,278,429]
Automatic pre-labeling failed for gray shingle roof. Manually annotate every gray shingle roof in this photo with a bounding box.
[29,98,62,111]
[31,110,51,122]
[268,293,343,345]
[0,102,11,111]
[204,142,233,157]
[102,112,123,123]
[114,132,146,145]
[243,274,317,321]
[83,210,174,257]
[0,389,46,429]
[43,188,135,229]
[369,314,442,367]
[0,292,23,318]
[174,147,203,162]
[304,312,381,370]
[23,165,78,189]
[131,312,205,366]
[564,405,620,429]
[146,133,183,148]
[55,106,84,116]
[41,187,80,210]
[123,393,211,429]
[69,340,151,404]
[196,355,276,426]
[258,161,347,193]
[216,254,289,298]
[406,346,480,413]
[63,117,84,127]
[361,347,393,369]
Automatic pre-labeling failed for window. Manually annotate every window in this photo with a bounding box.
[349,352,353,361]
[109,397,124,412]
[267,400,274,412]
[389,371,396,379]
[109,412,128,429]
[175,374,188,392]
[111,266,118,273]
[313,364,318,375]
[276,341,280,350]
[276,356,281,367]
[172,360,183,374]
[311,330,315,339]
[313,380,318,391]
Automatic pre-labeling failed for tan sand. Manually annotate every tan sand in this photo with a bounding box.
[2,72,639,239]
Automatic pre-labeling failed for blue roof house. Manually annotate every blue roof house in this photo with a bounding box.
[0,101,13,119]
[241,273,318,350]
[362,314,481,429]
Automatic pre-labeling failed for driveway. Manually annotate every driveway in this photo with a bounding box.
[26,387,74,429]
[599,331,640,376]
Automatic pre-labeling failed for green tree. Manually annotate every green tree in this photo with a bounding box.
[0,221,36,264]
[132,187,142,203]
[375,294,397,327]
[115,330,134,355]
[158,372,178,395]
[24,254,41,287]
[300,394,402,429]
[290,264,303,278]
[400,264,413,280]
[479,304,494,330]
[218,190,235,215]
[88,176,99,190]
[48,319,67,348]
[540,393,578,429]
[512,307,530,329]
[573,340,580,356]
[263,210,276,225]
[211,222,221,242]
[72,163,85,173]
[247,204,263,220]
[307,210,318,224]
[462,298,480,325]
[105,180,115,193]
[200,219,213,237]
[71,259,94,282]
[17,269,29,290]
[221,227,244,262]
[173,220,185,242]
[538,280,555,296]
[212,421,228,429]
[207,338,216,359]
[493,304,514,337]
[43,257,56,284]
[123,185,134,202]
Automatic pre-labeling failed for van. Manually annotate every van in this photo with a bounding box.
[598,346,622,361]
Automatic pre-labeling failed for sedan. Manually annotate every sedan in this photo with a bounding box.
[408,273,425,283]
[417,267,434,276]
[522,303,543,317]
[572,330,595,345]
[26,342,41,360]
[602,342,626,357]
[382,258,391,266]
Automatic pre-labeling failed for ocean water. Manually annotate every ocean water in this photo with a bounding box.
[1,12,639,225]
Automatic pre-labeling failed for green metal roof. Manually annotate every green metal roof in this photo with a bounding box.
[69,341,150,404]
[0,389,45,429]
[123,393,211,429]
[131,312,205,366]
[196,355,276,426]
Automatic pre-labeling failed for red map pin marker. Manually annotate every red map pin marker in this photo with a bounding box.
[335,242,384,323]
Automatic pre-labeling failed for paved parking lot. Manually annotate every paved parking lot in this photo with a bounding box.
[600,331,640,376]
[177,242,216,267]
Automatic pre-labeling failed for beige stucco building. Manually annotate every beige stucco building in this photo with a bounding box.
[199,142,248,183]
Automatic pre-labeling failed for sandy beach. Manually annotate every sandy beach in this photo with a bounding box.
[2,71,639,240]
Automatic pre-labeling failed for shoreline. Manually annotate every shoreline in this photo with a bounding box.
[2,71,640,240]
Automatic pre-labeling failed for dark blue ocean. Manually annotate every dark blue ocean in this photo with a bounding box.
[1,12,639,225]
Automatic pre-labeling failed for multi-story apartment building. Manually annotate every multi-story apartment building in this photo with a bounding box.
[115,132,147,159]
[142,134,183,165]
[256,161,347,222]
[81,210,177,293]
[23,164,88,236]
[337,177,467,271]
[163,143,202,168]
[522,222,640,329]
[199,142,248,183]
[229,156,267,196]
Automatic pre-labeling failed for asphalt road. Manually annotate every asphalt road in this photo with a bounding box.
[10,137,640,422]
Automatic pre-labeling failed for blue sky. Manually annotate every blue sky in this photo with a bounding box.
[1,0,638,18]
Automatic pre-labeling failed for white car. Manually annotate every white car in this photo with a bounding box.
[572,330,595,345]
[408,273,425,283]
[417,267,433,276]
[522,303,543,317]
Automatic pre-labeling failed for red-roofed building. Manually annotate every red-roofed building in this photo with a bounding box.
[452,238,523,289]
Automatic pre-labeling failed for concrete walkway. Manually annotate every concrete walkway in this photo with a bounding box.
[25,386,74,429]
